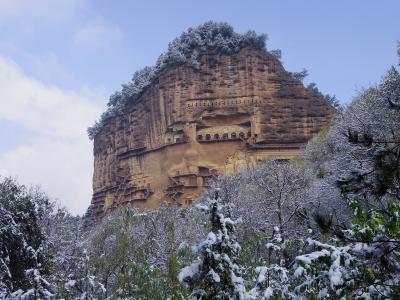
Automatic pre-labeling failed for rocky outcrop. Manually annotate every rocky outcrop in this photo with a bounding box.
[89,48,334,220]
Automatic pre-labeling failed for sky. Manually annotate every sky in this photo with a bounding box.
[0,0,399,215]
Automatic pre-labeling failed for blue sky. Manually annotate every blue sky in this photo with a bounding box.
[0,0,399,214]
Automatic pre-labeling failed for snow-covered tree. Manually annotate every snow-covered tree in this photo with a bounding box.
[0,177,53,298]
[83,204,203,298]
[46,214,89,297]
[13,255,54,300]
[293,197,400,299]
[249,227,292,299]
[292,63,400,299]
[64,249,105,299]
[328,67,400,205]
[211,160,317,270]
[179,188,248,299]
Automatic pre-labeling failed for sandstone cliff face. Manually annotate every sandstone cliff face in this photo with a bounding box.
[89,48,334,219]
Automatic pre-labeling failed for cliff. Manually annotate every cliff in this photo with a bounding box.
[88,47,334,220]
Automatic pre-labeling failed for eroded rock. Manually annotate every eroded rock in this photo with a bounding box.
[88,48,334,220]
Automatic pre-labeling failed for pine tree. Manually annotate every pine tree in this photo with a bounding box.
[64,249,105,299]
[179,188,248,300]
[0,177,53,298]
[17,263,54,299]
[249,227,291,299]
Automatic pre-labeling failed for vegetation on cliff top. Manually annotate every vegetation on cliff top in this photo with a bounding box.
[87,21,267,140]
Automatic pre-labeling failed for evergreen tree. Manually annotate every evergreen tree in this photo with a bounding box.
[64,249,105,299]
[293,62,400,299]
[249,227,291,299]
[179,188,248,299]
[335,67,400,202]
[0,177,53,298]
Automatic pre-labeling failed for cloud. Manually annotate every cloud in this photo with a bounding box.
[0,0,86,24]
[29,53,74,87]
[0,0,121,52]
[0,56,101,138]
[0,137,94,215]
[0,55,104,215]
[72,18,122,50]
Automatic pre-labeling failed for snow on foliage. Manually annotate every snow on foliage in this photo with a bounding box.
[179,188,249,299]
[88,21,267,139]
[330,67,400,202]
[249,227,291,299]
[291,63,400,299]
[63,249,106,299]
[293,200,400,299]
[0,177,54,298]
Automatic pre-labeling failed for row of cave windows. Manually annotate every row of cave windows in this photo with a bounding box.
[197,131,254,141]
[187,99,261,109]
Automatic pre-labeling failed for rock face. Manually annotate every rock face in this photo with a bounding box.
[89,48,334,219]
